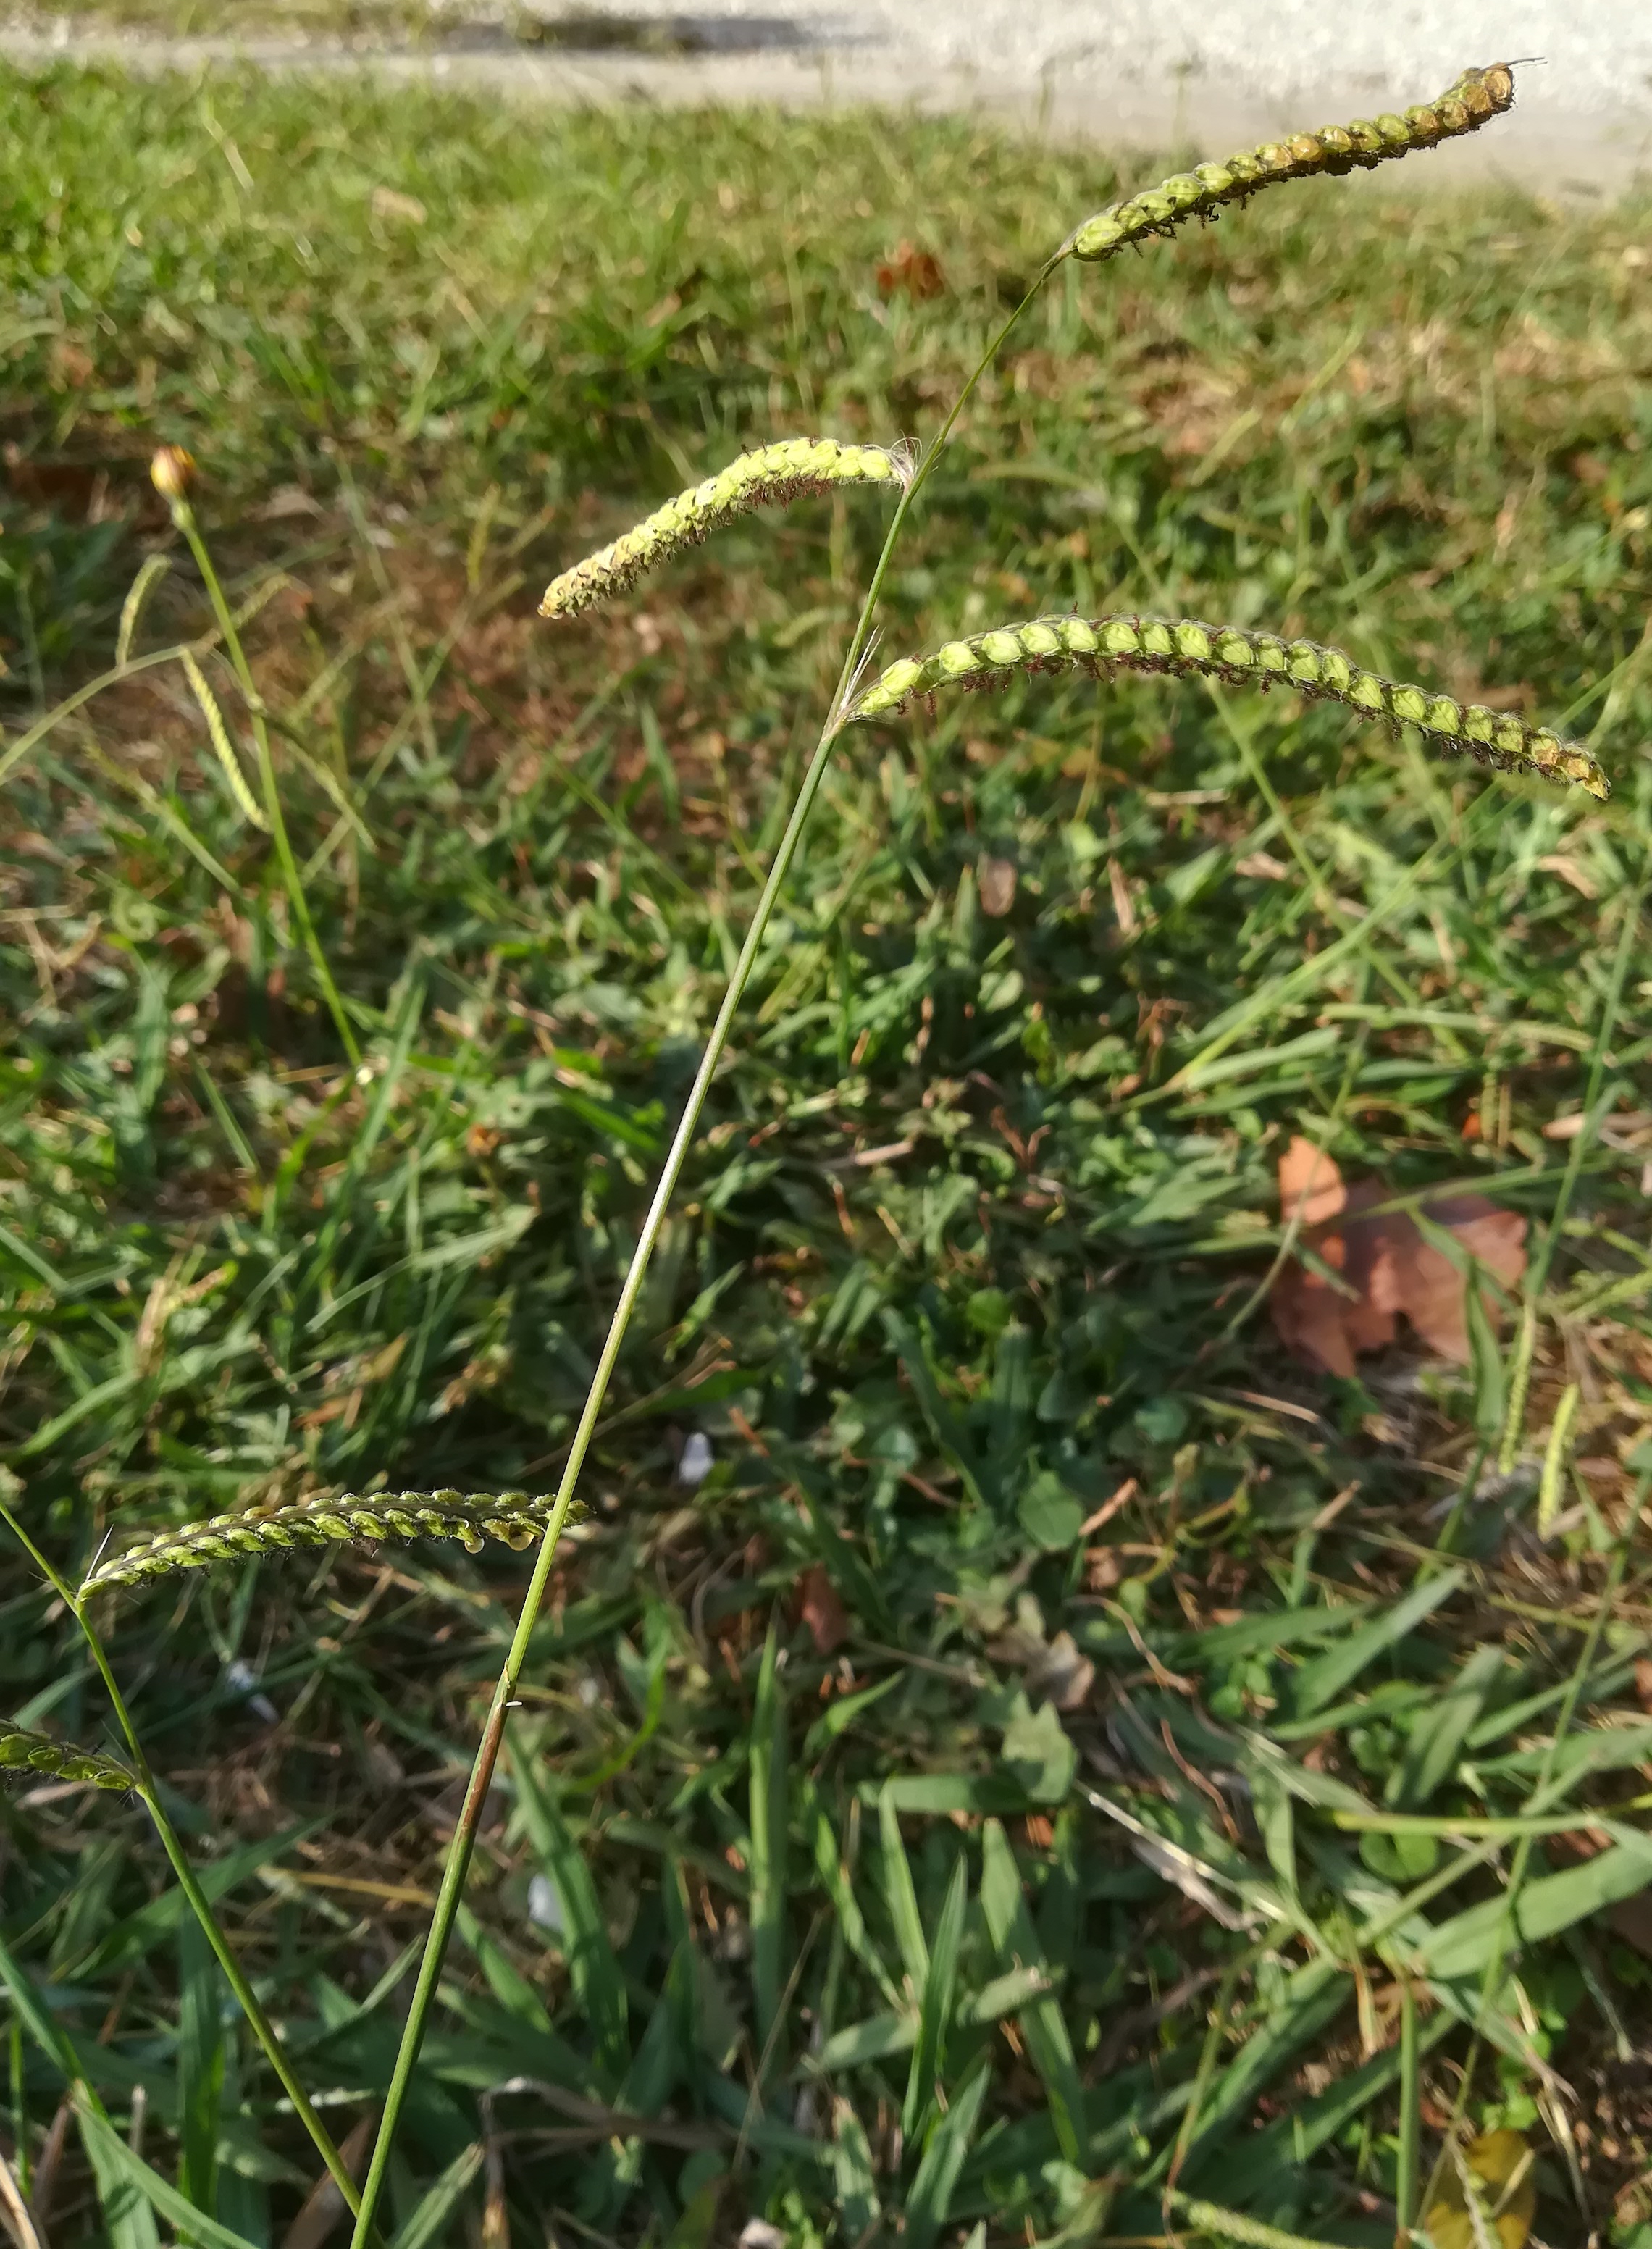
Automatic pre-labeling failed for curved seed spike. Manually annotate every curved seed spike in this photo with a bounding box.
[1,1719,135,1792]
[80,1488,576,1594]
[1066,62,1516,263]
[540,437,913,620]
[847,613,1609,801]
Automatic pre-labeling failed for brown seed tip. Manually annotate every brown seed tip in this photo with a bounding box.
[149,445,197,501]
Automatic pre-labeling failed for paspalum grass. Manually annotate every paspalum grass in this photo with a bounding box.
[1,54,1611,2249]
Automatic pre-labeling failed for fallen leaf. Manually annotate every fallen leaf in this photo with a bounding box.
[1023,1630,1094,1713]
[1270,1136,1526,1373]
[875,240,944,299]
[797,1563,848,1655]
[978,855,1018,917]
[1423,2129,1535,2249]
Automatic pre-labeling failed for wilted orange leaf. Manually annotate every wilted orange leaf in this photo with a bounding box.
[797,1564,848,1654]
[1270,1136,1526,1374]
[876,241,944,300]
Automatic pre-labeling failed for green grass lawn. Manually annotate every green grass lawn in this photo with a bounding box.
[4,59,1652,2249]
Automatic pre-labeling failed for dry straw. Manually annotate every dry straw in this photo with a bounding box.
[1065,63,1516,264]
[848,613,1609,800]
[82,1488,568,1593]
[539,437,912,619]
[1,1720,135,1791]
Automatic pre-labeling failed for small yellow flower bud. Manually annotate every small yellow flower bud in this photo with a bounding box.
[149,445,197,502]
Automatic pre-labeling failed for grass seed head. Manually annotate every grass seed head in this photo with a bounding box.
[81,1488,574,1593]
[848,613,1609,800]
[1,1720,135,1792]
[539,436,912,620]
[1066,62,1517,263]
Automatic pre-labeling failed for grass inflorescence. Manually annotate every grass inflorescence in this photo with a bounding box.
[0,1720,135,1791]
[2,53,1651,2249]
[80,1488,569,1591]
[539,436,910,619]
[1066,62,1517,263]
[850,611,1611,797]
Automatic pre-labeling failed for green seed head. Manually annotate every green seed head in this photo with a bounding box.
[1,1721,135,1791]
[82,1488,576,1593]
[843,612,1606,801]
[540,437,908,619]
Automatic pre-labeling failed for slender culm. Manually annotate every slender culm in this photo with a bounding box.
[1,1720,135,1791]
[848,613,1609,800]
[81,1488,571,1593]
[539,437,912,619]
[1065,63,1517,264]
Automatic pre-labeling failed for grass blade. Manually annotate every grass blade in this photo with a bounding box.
[979,1820,1086,2166]
[508,1741,629,2088]
[1292,1570,1466,1717]
[383,2145,484,2249]
[902,2051,991,2249]
[879,1785,930,1997]
[749,1621,789,2072]
[902,1854,968,2141]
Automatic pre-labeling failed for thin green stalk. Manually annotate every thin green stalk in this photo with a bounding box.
[343,265,1060,2249]
[0,1499,366,2227]
[162,487,361,1066]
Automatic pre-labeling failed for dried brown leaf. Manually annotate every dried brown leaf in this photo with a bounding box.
[797,1564,848,1655]
[978,856,1018,917]
[1270,1138,1525,1371]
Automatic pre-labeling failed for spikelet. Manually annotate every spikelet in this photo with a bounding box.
[1066,63,1517,264]
[180,648,270,832]
[1,1719,135,1791]
[81,1488,573,1594]
[848,614,1609,800]
[540,437,913,620]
